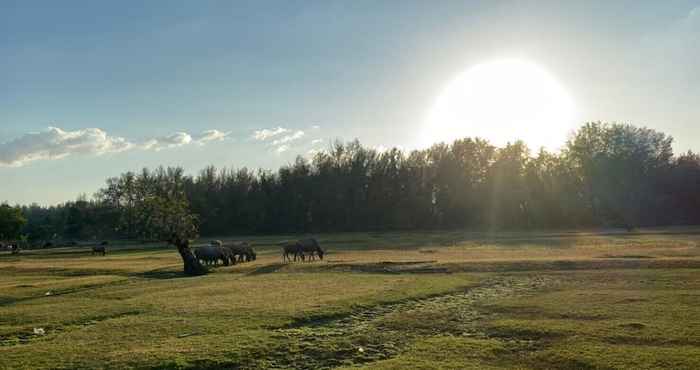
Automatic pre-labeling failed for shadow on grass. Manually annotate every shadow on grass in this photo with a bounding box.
[246,263,286,276]
[134,267,203,280]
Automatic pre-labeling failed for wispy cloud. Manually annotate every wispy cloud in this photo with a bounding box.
[271,131,305,146]
[194,129,231,145]
[311,139,324,145]
[1,127,232,167]
[252,127,289,141]
[143,132,193,151]
[252,126,312,154]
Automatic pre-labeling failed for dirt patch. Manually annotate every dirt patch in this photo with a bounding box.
[261,275,552,369]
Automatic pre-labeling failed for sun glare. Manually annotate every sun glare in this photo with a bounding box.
[424,59,575,151]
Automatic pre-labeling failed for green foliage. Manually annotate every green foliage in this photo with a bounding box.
[0,204,26,240]
[14,122,700,240]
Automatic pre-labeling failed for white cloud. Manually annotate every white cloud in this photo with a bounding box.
[0,127,132,167]
[253,127,289,141]
[1,127,232,167]
[253,126,320,155]
[194,130,231,145]
[142,132,193,151]
[271,131,305,146]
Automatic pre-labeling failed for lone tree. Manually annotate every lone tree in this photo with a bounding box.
[138,195,207,276]
[0,204,27,242]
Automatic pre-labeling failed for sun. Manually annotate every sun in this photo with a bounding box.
[424,59,575,151]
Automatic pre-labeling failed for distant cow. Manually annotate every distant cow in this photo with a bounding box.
[194,246,230,266]
[92,245,106,256]
[224,242,256,263]
[281,241,304,262]
[9,244,20,255]
[298,238,324,261]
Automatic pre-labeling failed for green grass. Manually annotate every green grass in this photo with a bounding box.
[1,228,700,369]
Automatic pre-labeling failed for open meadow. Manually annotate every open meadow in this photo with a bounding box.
[2,228,700,369]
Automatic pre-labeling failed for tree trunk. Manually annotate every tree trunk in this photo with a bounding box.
[172,237,207,276]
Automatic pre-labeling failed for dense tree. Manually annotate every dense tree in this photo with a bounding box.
[0,204,27,241]
[12,122,700,240]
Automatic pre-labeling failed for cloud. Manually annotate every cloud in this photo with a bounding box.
[1,127,232,167]
[142,132,193,151]
[253,127,289,141]
[194,130,231,145]
[252,126,310,154]
[271,131,305,146]
[0,127,132,167]
[251,126,323,155]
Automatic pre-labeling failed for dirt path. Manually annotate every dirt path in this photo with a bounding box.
[264,275,552,369]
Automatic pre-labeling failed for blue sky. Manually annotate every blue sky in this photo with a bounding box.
[2,0,699,204]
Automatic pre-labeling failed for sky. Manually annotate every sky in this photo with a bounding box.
[2,0,699,205]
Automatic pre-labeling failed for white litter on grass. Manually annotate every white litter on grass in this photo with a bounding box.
[33,328,45,335]
[358,347,364,353]
[45,291,52,296]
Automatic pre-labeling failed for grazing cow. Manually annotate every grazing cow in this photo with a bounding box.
[223,242,256,263]
[194,246,230,266]
[298,238,324,261]
[282,241,304,262]
[92,245,106,256]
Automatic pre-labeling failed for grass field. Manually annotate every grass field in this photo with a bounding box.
[2,228,700,369]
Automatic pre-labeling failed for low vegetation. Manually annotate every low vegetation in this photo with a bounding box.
[1,229,699,369]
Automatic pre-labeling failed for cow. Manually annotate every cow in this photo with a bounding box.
[281,241,304,262]
[223,242,256,263]
[194,246,230,266]
[92,245,106,256]
[298,238,324,261]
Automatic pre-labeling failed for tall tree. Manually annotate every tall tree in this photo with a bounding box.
[0,204,27,241]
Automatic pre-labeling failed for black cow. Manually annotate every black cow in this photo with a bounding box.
[298,238,324,261]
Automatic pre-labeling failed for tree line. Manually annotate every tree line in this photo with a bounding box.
[4,122,700,243]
